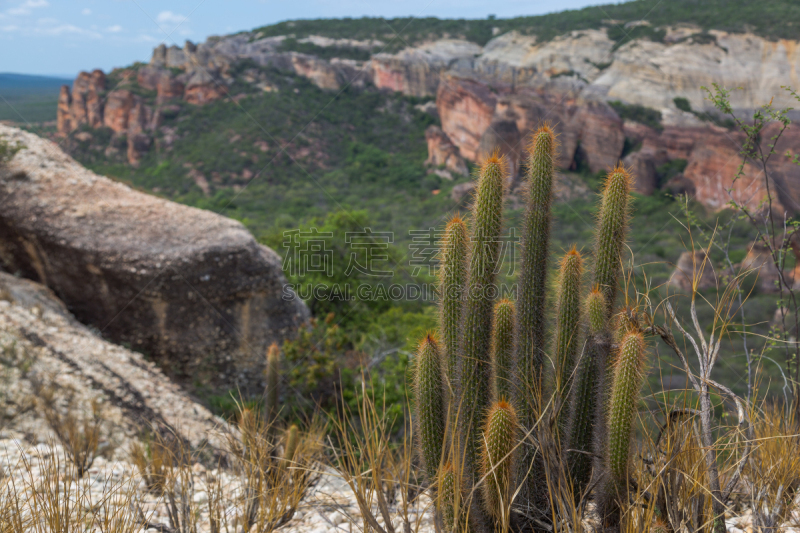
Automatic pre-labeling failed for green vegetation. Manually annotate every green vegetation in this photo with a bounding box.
[249,0,800,53]
[609,100,663,131]
[278,37,373,61]
[0,73,70,123]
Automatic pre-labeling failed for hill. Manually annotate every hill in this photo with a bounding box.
[255,0,800,54]
[0,73,72,123]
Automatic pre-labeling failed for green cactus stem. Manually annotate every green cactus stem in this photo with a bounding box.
[415,334,446,482]
[516,124,557,419]
[480,400,518,525]
[515,124,557,514]
[440,215,468,402]
[553,247,583,408]
[604,331,646,518]
[592,165,632,323]
[439,462,457,532]
[566,288,607,496]
[459,154,507,486]
[492,299,515,402]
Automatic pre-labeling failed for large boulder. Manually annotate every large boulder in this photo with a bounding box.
[0,271,226,449]
[0,125,308,391]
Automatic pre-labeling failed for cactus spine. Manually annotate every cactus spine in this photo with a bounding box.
[415,334,446,482]
[492,299,515,402]
[439,463,457,532]
[440,216,468,402]
[480,400,517,525]
[592,165,632,322]
[553,247,583,408]
[459,154,506,490]
[265,343,281,421]
[605,331,646,516]
[566,288,607,494]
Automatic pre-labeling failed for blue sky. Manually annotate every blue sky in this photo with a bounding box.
[0,0,612,77]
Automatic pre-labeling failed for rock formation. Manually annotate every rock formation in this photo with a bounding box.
[668,250,720,292]
[0,271,225,448]
[52,24,800,214]
[425,125,468,176]
[0,124,308,391]
[371,39,482,97]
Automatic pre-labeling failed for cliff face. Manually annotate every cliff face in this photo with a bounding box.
[55,23,800,212]
[0,124,309,391]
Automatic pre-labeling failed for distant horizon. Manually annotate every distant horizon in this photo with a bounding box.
[0,0,615,78]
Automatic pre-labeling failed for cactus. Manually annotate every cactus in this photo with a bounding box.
[459,154,507,489]
[553,247,583,410]
[602,331,646,523]
[592,165,632,323]
[515,124,558,514]
[439,462,457,532]
[265,343,281,421]
[517,125,557,419]
[283,424,299,463]
[411,134,644,532]
[492,299,515,402]
[415,334,446,482]
[480,400,517,524]
[440,215,468,402]
[566,288,607,495]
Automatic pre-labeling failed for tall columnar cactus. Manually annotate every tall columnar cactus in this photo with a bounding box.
[592,165,632,323]
[553,247,583,409]
[517,125,557,419]
[460,154,507,490]
[265,343,281,421]
[415,334,446,482]
[412,133,644,532]
[480,400,518,525]
[440,215,468,401]
[566,288,607,494]
[603,331,646,522]
[492,299,515,402]
[515,124,557,512]
[439,462,457,532]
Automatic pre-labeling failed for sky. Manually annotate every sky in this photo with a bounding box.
[0,0,614,78]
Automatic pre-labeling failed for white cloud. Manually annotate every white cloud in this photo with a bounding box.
[7,0,49,16]
[106,24,122,33]
[156,10,185,25]
[36,23,101,38]
[81,8,91,15]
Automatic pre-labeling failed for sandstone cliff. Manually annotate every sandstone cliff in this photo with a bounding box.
[54,23,800,211]
[0,124,308,391]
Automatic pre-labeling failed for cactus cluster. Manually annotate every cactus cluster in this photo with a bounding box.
[413,125,650,531]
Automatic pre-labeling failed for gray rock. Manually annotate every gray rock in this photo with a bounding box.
[0,124,308,391]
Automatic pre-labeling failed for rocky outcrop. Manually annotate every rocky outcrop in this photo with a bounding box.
[623,146,669,195]
[57,69,106,134]
[478,115,522,180]
[668,251,720,292]
[0,125,308,391]
[424,125,468,176]
[0,271,226,449]
[371,39,482,97]
[436,73,625,175]
[437,72,497,162]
